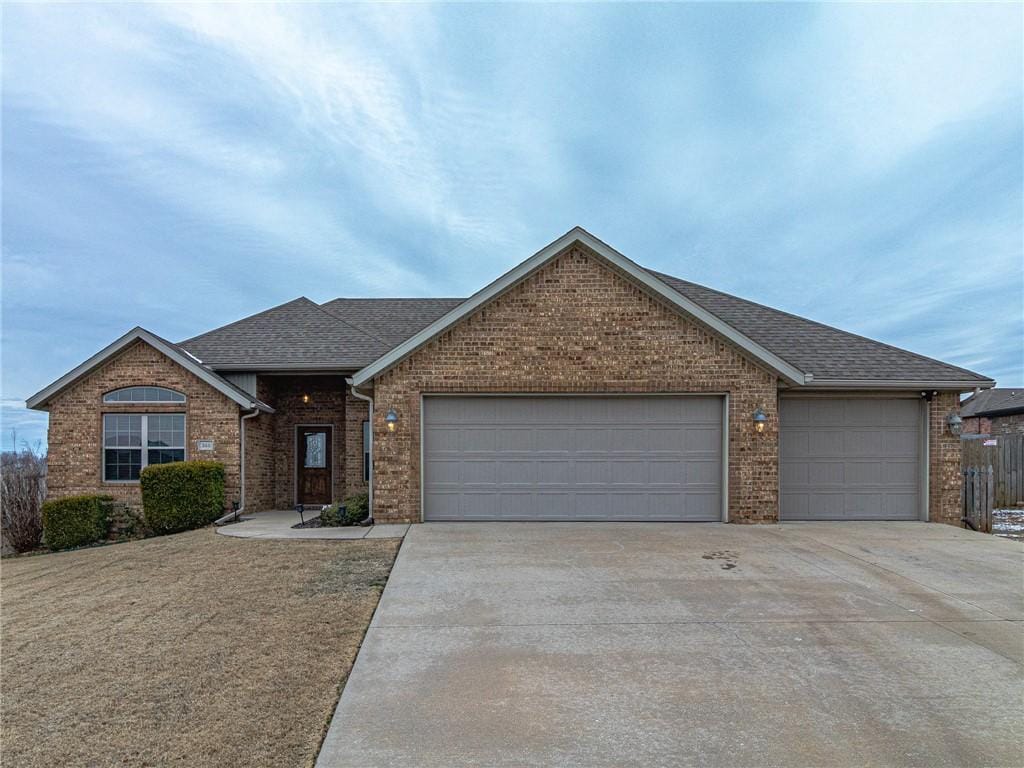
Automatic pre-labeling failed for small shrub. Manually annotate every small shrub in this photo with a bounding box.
[342,492,370,525]
[141,461,225,535]
[108,502,147,540]
[318,493,369,527]
[319,502,343,526]
[1,450,47,552]
[41,495,112,551]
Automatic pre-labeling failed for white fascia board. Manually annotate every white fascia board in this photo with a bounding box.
[352,227,809,387]
[800,378,996,391]
[26,327,271,412]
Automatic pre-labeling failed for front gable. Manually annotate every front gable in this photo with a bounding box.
[353,228,807,387]
[379,244,778,392]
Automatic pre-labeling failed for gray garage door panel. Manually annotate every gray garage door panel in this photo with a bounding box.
[423,396,723,521]
[781,398,921,521]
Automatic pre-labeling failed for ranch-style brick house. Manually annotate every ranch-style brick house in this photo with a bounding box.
[28,228,995,525]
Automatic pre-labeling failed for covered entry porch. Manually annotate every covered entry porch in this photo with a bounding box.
[238,374,369,513]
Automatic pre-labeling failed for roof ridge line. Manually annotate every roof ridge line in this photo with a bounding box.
[649,269,990,382]
[178,296,313,346]
[323,297,466,302]
[305,298,394,348]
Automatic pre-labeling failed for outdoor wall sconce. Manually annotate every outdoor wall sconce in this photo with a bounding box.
[385,408,398,432]
[302,393,311,404]
[752,407,768,434]
[947,412,963,437]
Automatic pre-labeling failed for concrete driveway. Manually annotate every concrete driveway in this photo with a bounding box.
[317,523,1023,767]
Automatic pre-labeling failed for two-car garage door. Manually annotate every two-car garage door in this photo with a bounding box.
[421,395,923,522]
[780,397,923,520]
[423,395,723,521]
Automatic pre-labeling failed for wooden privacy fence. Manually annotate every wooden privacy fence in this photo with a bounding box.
[961,466,994,533]
[961,433,1024,508]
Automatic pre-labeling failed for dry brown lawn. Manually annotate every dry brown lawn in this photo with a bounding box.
[1,529,400,767]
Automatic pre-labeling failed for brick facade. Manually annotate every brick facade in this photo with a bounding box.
[254,376,350,510]
[40,250,969,528]
[991,412,1024,436]
[929,391,962,526]
[370,245,780,524]
[241,377,275,513]
[44,340,241,510]
[962,412,1024,437]
[345,392,370,496]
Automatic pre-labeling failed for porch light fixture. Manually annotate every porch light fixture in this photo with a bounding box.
[302,393,311,404]
[946,412,963,437]
[752,408,768,434]
[385,408,398,432]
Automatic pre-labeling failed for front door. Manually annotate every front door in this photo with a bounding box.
[297,427,332,505]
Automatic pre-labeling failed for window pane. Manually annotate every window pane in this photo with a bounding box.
[105,449,141,481]
[104,414,142,447]
[147,414,184,447]
[147,449,184,465]
[304,432,326,468]
[103,387,185,403]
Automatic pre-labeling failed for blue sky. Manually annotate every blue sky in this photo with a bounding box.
[3,3,1022,452]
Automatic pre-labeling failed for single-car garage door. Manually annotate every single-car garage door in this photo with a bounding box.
[423,395,723,521]
[780,397,922,520]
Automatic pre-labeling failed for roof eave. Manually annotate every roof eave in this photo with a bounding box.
[26,327,273,413]
[352,227,809,387]
[208,363,359,373]
[796,378,996,391]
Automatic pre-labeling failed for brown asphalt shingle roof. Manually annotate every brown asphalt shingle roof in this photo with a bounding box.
[960,388,1024,417]
[648,271,991,383]
[319,298,464,348]
[180,297,390,369]
[176,269,991,385]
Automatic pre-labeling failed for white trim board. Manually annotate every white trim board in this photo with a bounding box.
[351,227,810,388]
[26,327,274,413]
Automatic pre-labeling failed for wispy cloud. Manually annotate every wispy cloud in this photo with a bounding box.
[2,2,1021,452]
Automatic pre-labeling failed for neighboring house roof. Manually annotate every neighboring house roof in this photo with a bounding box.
[320,298,464,347]
[179,297,391,371]
[26,328,274,412]
[961,388,1024,418]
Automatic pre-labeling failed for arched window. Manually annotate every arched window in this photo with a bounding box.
[103,387,185,403]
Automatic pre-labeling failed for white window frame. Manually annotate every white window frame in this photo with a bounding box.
[102,413,187,483]
[103,386,186,404]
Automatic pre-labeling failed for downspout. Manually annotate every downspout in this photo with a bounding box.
[215,406,261,525]
[347,378,374,524]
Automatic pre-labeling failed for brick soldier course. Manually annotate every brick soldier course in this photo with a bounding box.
[28,228,994,525]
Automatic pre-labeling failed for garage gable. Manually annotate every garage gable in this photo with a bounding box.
[375,244,780,390]
[352,227,808,387]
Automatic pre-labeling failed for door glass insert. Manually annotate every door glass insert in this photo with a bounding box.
[304,432,326,468]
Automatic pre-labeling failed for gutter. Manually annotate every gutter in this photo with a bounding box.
[794,379,996,391]
[215,407,261,525]
[347,378,374,524]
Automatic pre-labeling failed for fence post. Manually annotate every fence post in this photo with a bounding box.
[985,465,994,534]
[970,468,978,536]
[960,468,967,528]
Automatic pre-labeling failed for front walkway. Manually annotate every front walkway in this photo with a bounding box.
[216,509,408,540]
[317,521,1023,768]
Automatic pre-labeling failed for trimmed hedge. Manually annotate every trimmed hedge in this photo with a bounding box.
[42,495,113,551]
[140,461,225,535]
[319,493,370,527]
